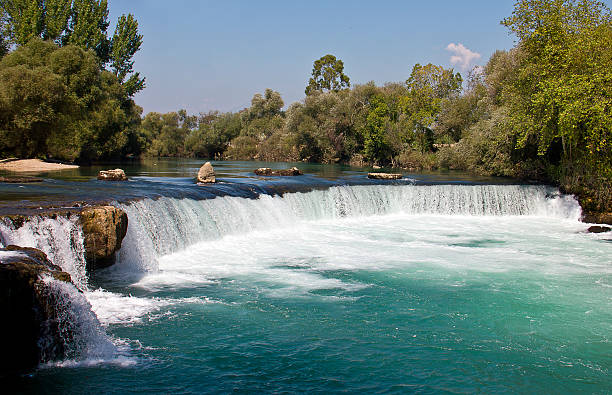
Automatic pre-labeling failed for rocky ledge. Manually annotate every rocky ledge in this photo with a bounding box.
[254,167,303,176]
[367,173,403,180]
[0,246,72,375]
[80,206,128,270]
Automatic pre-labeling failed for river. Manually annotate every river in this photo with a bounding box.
[1,159,610,393]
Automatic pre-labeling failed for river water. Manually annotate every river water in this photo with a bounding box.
[1,160,610,393]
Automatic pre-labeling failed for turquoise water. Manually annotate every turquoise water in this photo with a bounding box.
[1,163,610,393]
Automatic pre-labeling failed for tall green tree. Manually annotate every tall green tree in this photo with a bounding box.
[305,54,350,95]
[110,13,144,95]
[66,0,110,61]
[0,0,43,45]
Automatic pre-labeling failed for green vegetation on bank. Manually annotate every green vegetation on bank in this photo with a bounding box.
[0,0,610,215]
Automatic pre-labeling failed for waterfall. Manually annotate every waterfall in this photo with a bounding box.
[38,275,133,367]
[116,184,581,272]
[0,216,89,290]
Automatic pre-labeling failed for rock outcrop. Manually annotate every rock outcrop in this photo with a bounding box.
[254,167,303,176]
[79,206,128,269]
[197,162,216,183]
[367,173,403,180]
[0,246,72,374]
[97,169,128,181]
[582,212,612,225]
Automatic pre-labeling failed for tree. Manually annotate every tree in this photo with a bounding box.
[66,0,110,61]
[110,13,144,95]
[305,54,350,95]
[363,95,390,163]
[502,0,612,173]
[405,63,462,152]
[0,0,145,96]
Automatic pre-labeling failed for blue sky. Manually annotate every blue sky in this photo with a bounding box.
[105,1,548,114]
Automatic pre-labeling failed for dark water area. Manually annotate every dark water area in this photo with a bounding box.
[0,158,524,214]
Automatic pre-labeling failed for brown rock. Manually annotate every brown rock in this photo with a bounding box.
[79,206,128,269]
[587,225,611,233]
[197,162,216,183]
[254,167,303,176]
[367,173,403,180]
[0,246,72,374]
[97,168,127,181]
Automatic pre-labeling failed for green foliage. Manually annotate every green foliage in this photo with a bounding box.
[0,0,144,97]
[110,13,144,95]
[305,54,350,95]
[0,38,140,161]
[363,95,389,163]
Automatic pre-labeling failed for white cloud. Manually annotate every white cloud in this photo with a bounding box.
[446,43,481,71]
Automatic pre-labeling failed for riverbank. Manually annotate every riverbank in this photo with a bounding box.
[0,159,79,172]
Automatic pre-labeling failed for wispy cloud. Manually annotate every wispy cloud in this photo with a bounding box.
[446,43,481,71]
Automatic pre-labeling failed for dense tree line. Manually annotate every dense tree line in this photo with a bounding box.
[0,0,609,213]
[137,0,610,213]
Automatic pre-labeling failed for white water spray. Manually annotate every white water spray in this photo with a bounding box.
[116,184,581,272]
[0,216,88,290]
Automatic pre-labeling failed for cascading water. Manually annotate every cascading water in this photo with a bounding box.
[38,275,129,367]
[116,184,581,272]
[0,216,89,290]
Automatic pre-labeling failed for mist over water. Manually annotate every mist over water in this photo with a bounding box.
[3,176,611,393]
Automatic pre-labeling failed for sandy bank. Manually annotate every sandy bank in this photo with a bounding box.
[0,159,79,172]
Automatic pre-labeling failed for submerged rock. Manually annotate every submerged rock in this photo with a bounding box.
[197,162,216,183]
[367,173,403,180]
[254,167,303,176]
[587,225,611,233]
[0,246,72,375]
[97,169,127,181]
[79,206,128,270]
[0,176,43,183]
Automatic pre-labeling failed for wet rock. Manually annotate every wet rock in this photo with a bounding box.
[0,176,43,183]
[197,162,216,183]
[587,225,611,233]
[97,168,127,181]
[0,246,72,375]
[367,173,403,180]
[254,167,303,176]
[79,206,128,270]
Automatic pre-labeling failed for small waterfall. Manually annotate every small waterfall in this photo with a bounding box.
[116,184,581,272]
[0,216,88,290]
[38,275,120,366]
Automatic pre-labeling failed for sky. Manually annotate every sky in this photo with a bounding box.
[107,1,523,115]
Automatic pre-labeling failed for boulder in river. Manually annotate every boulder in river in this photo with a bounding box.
[367,173,403,180]
[254,167,303,176]
[197,162,216,183]
[0,245,72,374]
[97,169,127,181]
[587,225,611,233]
[79,206,128,269]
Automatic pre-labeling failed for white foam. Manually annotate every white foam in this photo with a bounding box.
[39,276,130,366]
[115,184,582,275]
[85,288,224,326]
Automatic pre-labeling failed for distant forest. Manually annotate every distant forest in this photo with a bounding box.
[0,0,610,214]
